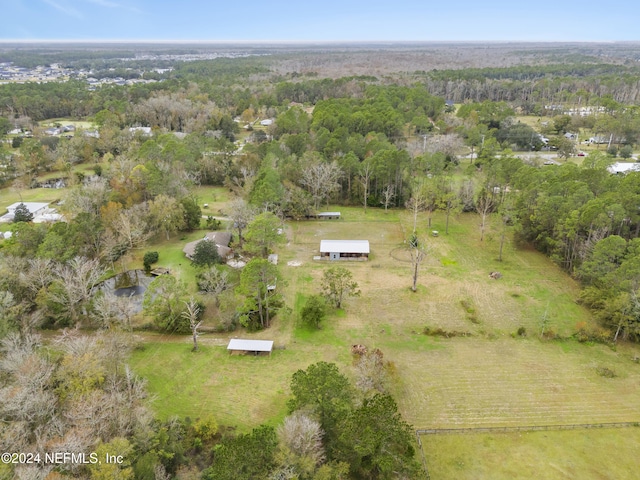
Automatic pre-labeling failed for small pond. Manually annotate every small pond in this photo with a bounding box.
[95,270,157,313]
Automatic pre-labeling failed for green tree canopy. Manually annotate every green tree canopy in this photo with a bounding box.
[288,362,354,458]
[321,267,361,309]
[142,275,189,333]
[337,394,420,479]
[191,239,222,267]
[237,258,283,330]
[201,425,277,480]
[12,202,34,223]
[301,294,328,329]
[244,211,284,258]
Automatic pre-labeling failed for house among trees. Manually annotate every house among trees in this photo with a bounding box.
[183,231,232,261]
[0,202,63,223]
[129,126,153,136]
[319,240,370,261]
[608,162,640,175]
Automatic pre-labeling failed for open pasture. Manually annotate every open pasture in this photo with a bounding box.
[396,337,640,429]
[421,426,640,479]
[130,206,640,474]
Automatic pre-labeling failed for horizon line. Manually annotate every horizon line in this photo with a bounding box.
[0,39,632,45]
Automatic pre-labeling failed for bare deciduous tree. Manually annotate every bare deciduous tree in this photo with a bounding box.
[228,198,255,247]
[300,160,342,211]
[197,266,231,306]
[405,193,426,235]
[182,297,202,352]
[355,349,389,394]
[475,189,495,242]
[358,161,374,213]
[277,412,325,468]
[381,184,395,212]
[51,257,106,324]
[91,293,135,331]
[425,133,464,162]
[409,240,430,293]
[64,176,110,218]
[20,258,55,295]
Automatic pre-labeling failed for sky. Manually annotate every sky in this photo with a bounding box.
[1,0,639,43]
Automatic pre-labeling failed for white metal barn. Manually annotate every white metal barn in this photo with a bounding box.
[227,339,274,356]
[319,240,370,261]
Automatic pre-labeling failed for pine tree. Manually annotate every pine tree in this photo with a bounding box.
[13,202,34,223]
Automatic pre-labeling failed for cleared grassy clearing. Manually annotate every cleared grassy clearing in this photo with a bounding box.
[421,427,640,479]
[191,186,233,215]
[396,337,640,429]
[0,186,64,207]
[124,230,210,290]
[129,336,347,430]
[128,204,640,477]
[40,118,96,130]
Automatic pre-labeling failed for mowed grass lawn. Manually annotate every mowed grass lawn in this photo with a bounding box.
[129,206,640,471]
[421,427,640,479]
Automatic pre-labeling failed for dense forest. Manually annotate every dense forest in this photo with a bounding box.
[2,43,640,478]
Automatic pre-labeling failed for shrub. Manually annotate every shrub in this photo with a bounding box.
[460,299,480,324]
[143,251,159,273]
[300,294,327,329]
[574,325,613,345]
[517,326,527,337]
[193,416,218,442]
[422,326,473,338]
[619,145,633,159]
[596,366,616,378]
[205,216,221,230]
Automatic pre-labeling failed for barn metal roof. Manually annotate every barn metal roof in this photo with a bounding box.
[227,339,274,352]
[320,240,370,254]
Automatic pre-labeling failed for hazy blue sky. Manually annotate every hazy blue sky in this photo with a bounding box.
[2,0,638,42]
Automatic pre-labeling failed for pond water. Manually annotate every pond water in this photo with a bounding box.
[113,285,147,297]
[94,270,157,313]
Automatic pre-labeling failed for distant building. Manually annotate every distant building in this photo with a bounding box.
[83,130,100,139]
[0,202,63,223]
[608,162,640,175]
[129,126,153,136]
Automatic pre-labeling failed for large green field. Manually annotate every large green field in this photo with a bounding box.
[128,206,640,475]
[421,426,640,479]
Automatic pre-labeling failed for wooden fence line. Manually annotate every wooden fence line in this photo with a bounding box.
[416,421,640,436]
[416,422,640,479]
[415,431,430,480]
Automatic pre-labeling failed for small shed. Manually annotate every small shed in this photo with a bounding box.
[316,212,341,220]
[227,339,274,356]
[319,240,370,261]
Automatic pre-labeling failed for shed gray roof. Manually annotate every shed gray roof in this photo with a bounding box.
[183,231,232,259]
[227,339,274,352]
[320,240,370,254]
[6,202,49,214]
